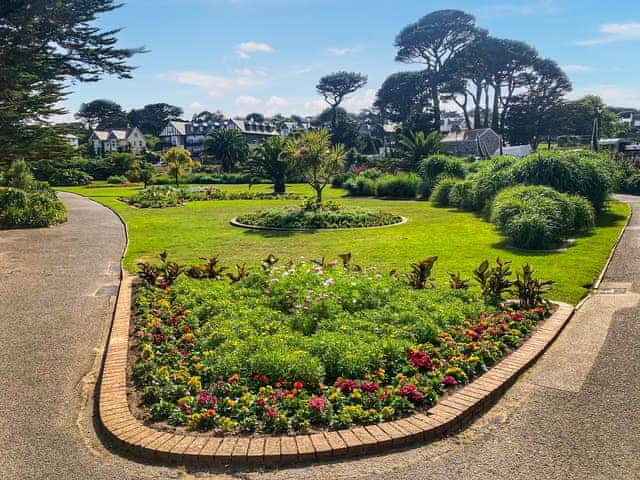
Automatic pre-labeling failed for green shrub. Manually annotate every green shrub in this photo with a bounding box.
[0,187,67,228]
[375,173,420,199]
[236,202,402,229]
[344,176,377,196]
[106,175,128,184]
[332,172,354,188]
[430,178,460,207]
[621,173,640,194]
[48,169,92,186]
[418,155,466,181]
[511,151,614,211]
[448,180,476,211]
[565,194,596,231]
[491,185,582,249]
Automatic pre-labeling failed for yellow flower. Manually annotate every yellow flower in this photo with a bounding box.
[226,399,236,408]
[187,376,202,392]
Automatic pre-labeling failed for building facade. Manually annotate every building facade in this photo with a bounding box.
[89,127,147,156]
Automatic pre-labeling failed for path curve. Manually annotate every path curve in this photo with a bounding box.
[0,193,170,480]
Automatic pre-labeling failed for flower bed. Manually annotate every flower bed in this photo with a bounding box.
[131,254,552,435]
[123,186,303,208]
[235,200,403,230]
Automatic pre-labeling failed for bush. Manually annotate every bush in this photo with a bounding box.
[48,169,92,186]
[565,194,596,232]
[375,173,420,199]
[236,201,402,229]
[418,155,466,181]
[448,180,476,211]
[511,151,614,211]
[0,187,67,228]
[430,178,460,207]
[491,185,590,249]
[106,175,127,184]
[344,176,377,197]
[621,173,640,194]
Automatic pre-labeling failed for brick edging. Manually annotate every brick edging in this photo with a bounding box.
[98,274,574,466]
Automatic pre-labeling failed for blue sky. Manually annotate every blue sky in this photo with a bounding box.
[60,0,640,120]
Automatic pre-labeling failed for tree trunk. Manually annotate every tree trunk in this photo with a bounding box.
[483,85,490,128]
[492,85,501,130]
[174,172,179,186]
[473,84,482,129]
[432,87,441,132]
[315,185,323,205]
[274,178,286,195]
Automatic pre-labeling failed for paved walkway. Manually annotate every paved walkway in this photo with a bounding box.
[0,193,171,480]
[1,193,639,479]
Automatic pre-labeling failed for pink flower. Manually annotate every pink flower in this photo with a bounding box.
[307,395,326,412]
[266,406,280,420]
[442,375,458,386]
[359,381,379,393]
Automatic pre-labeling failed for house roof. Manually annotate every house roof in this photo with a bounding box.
[109,130,128,140]
[168,121,188,136]
[442,128,497,143]
[231,119,279,136]
[92,131,110,141]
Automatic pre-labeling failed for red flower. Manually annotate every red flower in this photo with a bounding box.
[257,397,265,406]
[266,406,280,420]
[398,384,424,405]
[293,380,304,390]
[338,379,356,394]
[408,349,433,370]
[359,381,379,393]
[275,378,288,388]
[227,373,240,384]
[442,375,458,386]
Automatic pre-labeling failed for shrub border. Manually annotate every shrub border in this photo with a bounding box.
[98,273,573,466]
[230,216,408,232]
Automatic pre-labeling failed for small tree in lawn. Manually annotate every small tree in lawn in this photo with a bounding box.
[161,147,196,186]
[244,136,289,194]
[139,163,156,188]
[283,128,345,205]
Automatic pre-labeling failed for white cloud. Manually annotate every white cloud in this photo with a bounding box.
[231,67,268,77]
[234,41,274,59]
[159,71,263,98]
[235,95,262,107]
[569,84,640,108]
[343,88,377,112]
[190,101,204,109]
[561,64,593,72]
[575,22,640,46]
[325,46,362,56]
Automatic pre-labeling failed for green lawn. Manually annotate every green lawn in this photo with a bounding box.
[59,182,630,304]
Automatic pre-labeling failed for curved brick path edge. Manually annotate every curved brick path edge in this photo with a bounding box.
[98,274,574,466]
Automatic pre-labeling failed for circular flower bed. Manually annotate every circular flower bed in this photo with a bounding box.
[235,199,403,230]
[132,254,551,434]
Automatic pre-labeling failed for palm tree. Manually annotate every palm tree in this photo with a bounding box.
[283,128,346,204]
[244,136,289,194]
[397,130,442,171]
[161,147,197,186]
[205,129,249,173]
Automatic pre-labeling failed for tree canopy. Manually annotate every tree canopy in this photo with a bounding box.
[76,99,128,130]
[128,103,183,135]
[204,129,249,173]
[316,72,367,127]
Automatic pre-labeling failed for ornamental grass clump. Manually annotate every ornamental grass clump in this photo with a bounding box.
[132,252,553,434]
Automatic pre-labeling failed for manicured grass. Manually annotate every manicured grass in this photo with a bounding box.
[59,182,630,304]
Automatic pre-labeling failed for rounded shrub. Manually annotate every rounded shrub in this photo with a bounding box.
[48,169,92,187]
[418,155,466,181]
[448,179,476,211]
[344,176,377,196]
[565,194,596,232]
[430,178,460,207]
[106,175,127,184]
[490,185,592,249]
[375,173,420,199]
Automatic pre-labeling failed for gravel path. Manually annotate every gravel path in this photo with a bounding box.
[1,193,638,480]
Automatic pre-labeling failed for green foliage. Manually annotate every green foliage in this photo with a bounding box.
[565,194,596,232]
[283,128,346,204]
[430,178,460,206]
[397,131,442,171]
[106,175,127,184]
[375,173,420,199]
[448,179,476,210]
[48,169,92,186]
[418,155,466,182]
[511,151,614,211]
[161,147,198,186]
[3,159,35,190]
[237,202,402,229]
[244,136,289,194]
[205,129,250,173]
[344,176,377,196]
[0,187,67,228]
[491,185,593,249]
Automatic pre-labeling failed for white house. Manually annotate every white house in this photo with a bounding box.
[62,133,79,149]
[89,127,147,156]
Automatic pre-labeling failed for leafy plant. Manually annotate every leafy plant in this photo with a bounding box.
[227,263,251,283]
[447,272,470,290]
[261,254,279,273]
[186,254,227,279]
[513,263,554,309]
[473,258,513,304]
[407,256,438,289]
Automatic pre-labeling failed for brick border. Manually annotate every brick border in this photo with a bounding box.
[98,273,574,466]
